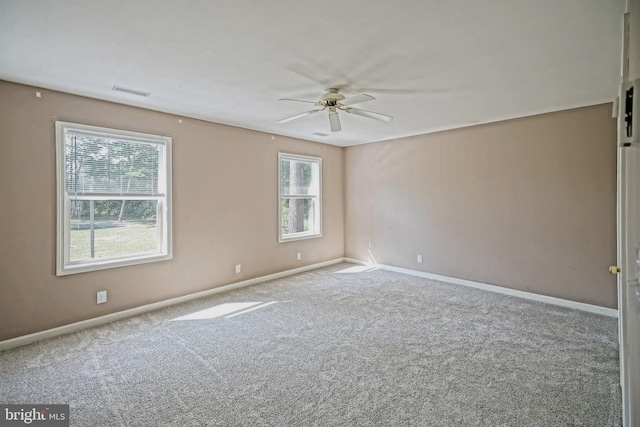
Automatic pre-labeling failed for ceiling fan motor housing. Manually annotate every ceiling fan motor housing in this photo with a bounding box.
[320,88,345,106]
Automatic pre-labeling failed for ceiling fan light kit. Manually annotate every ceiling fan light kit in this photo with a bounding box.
[277,88,393,132]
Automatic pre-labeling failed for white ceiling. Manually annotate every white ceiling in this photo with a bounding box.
[0,0,624,147]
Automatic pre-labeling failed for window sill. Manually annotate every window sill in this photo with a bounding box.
[57,252,172,276]
[278,232,322,243]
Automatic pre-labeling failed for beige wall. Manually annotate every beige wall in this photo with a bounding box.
[345,104,617,308]
[0,78,619,341]
[0,80,344,340]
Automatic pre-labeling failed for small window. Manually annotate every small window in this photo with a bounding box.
[55,122,172,275]
[278,153,322,242]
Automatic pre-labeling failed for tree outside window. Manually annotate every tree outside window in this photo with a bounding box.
[279,153,321,242]
[56,122,172,275]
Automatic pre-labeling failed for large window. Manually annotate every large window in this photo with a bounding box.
[55,122,172,275]
[279,153,322,242]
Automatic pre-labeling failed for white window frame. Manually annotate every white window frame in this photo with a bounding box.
[55,121,172,275]
[278,153,322,243]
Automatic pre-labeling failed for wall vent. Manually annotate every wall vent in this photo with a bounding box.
[112,85,150,97]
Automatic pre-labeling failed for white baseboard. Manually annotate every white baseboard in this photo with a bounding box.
[2,257,616,351]
[0,258,346,352]
[344,258,618,318]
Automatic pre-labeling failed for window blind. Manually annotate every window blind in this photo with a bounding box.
[65,132,163,197]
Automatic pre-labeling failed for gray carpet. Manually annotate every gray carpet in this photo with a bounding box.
[0,263,621,426]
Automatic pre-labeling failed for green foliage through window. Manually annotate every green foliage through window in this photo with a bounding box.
[279,154,321,241]
[56,121,171,275]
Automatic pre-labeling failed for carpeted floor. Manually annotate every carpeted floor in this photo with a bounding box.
[0,263,621,426]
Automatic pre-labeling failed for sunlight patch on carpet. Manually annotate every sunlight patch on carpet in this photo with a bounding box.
[334,265,379,274]
[171,302,265,321]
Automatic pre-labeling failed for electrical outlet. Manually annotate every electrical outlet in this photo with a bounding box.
[97,290,107,304]
[235,264,241,274]
[296,252,302,261]
[417,255,423,263]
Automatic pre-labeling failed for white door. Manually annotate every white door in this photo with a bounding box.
[617,126,640,427]
[617,3,640,426]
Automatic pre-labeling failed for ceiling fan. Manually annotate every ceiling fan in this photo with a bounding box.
[277,88,393,132]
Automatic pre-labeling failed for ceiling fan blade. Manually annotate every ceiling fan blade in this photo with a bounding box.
[279,98,319,105]
[354,88,418,94]
[341,94,375,106]
[277,109,321,124]
[346,108,393,122]
[329,111,341,132]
